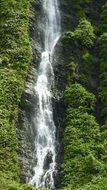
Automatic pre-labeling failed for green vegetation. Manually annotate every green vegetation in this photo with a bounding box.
[60,1,107,189]
[65,18,95,48]
[0,176,47,190]
[98,3,107,122]
[100,3,107,34]
[0,0,32,181]
[60,83,106,189]
[71,0,92,19]
[63,17,96,90]
[64,83,96,112]
[74,19,95,47]
[62,176,107,190]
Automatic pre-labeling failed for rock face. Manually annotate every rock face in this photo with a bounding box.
[59,1,77,32]
[16,63,38,183]
[52,34,76,187]
[16,0,42,183]
[16,0,73,185]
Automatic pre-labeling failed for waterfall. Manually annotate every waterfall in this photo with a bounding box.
[29,0,60,188]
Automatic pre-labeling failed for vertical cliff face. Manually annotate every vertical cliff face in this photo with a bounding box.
[16,0,69,182]
[1,0,107,189]
[16,0,88,184]
[16,0,107,189]
[16,0,63,185]
[16,0,42,183]
[57,1,107,189]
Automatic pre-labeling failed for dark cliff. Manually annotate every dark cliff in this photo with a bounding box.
[1,0,107,190]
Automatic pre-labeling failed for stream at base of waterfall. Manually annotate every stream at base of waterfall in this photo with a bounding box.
[29,0,60,188]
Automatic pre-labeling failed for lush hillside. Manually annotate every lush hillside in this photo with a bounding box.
[0,0,32,183]
[60,1,107,189]
[1,0,107,190]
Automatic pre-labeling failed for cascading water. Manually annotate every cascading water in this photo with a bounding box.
[29,0,60,188]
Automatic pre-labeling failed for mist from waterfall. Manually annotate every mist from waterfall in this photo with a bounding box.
[29,0,60,188]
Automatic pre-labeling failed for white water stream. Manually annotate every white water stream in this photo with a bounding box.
[30,0,60,188]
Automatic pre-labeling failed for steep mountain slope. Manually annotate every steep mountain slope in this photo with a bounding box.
[0,0,32,182]
[59,1,107,189]
[0,0,107,190]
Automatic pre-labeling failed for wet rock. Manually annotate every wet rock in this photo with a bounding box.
[60,1,77,32]
[16,0,42,183]
[43,151,53,170]
[16,0,74,185]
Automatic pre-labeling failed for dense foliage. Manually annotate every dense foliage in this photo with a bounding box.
[60,1,107,190]
[0,0,32,181]
[0,176,47,190]
[98,3,107,122]
[65,18,95,48]
[61,83,107,189]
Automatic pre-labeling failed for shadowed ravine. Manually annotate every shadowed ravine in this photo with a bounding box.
[29,0,61,188]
